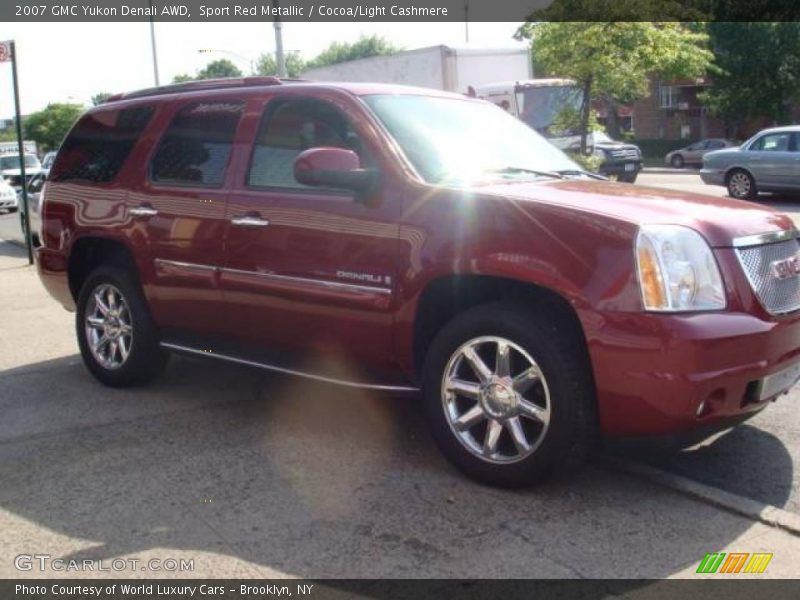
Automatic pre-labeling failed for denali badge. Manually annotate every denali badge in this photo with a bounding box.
[770,255,800,280]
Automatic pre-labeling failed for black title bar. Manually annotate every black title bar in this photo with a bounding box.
[3,0,800,22]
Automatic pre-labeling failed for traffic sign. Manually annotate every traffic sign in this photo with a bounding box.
[0,41,11,62]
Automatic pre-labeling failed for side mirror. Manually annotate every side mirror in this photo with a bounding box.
[293,147,377,197]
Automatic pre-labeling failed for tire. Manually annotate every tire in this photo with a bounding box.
[670,154,684,169]
[421,302,596,487]
[727,169,757,200]
[618,171,638,184]
[76,265,168,387]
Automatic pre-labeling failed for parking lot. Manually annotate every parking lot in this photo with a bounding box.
[1,169,800,579]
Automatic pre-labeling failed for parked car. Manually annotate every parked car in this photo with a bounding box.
[19,171,46,244]
[0,178,17,213]
[1,153,43,191]
[591,131,643,183]
[37,78,800,486]
[701,126,800,199]
[41,151,57,171]
[666,138,735,169]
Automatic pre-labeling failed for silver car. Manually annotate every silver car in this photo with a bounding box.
[701,126,800,200]
[665,138,734,168]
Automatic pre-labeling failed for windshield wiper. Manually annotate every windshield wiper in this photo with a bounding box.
[484,167,564,180]
[554,169,608,181]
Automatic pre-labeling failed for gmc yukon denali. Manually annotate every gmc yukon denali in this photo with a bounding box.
[36,78,800,486]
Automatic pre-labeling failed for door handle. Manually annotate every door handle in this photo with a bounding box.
[129,205,158,218]
[231,215,270,228]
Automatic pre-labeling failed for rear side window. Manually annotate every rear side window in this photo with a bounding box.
[51,106,154,183]
[151,101,244,186]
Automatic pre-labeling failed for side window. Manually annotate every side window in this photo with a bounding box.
[151,101,244,186]
[751,133,791,152]
[247,98,372,190]
[50,106,154,183]
[707,140,724,150]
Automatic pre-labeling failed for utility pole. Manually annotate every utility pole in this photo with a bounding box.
[464,1,470,43]
[273,0,287,77]
[148,0,160,85]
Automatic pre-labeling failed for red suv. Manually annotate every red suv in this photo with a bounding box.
[37,77,800,486]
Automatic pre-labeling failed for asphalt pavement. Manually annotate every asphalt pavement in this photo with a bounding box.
[1,171,800,578]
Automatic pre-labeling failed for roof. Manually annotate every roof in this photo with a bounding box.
[102,77,471,105]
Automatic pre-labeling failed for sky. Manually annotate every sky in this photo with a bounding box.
[0,21,525,119]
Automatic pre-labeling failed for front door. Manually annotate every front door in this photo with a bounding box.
[221,93,402,377]
[126,99,245,333]
[745,131,797,189]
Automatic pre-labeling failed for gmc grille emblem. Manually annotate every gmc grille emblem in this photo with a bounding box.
[770,255,800,280]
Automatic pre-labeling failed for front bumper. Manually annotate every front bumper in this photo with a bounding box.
[0,196,18,209]
[700,168,725,186]
[599,160,642,176]
[584,309,800,436]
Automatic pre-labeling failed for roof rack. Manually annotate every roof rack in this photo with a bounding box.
[104,76,305,103]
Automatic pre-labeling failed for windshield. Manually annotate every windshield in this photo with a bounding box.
[363,94,578,185]
[0,154,40,170]
[516,85,583,136]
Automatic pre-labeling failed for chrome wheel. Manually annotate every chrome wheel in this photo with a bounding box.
[441,336,551,464]
[84,283,133,370]
[728,172,752,198]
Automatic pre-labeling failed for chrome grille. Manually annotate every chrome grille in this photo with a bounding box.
[735,237,800,314]
[610,148,640,160]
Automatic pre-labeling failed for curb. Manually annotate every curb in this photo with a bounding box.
[641,167,701,175]
[600,455,800,537]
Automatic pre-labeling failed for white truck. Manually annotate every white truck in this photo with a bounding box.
[301,45,532,95]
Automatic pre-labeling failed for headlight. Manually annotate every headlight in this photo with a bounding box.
[635,225,726,311]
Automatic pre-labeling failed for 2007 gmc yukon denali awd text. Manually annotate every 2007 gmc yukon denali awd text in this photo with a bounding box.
[35,77,800,486]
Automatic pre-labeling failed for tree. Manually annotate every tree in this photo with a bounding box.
[255,51,305,78]
[516,22,712,151]
[304,35,400,71]
[196,58,243,80]
[172,59,243,84]
[700,22,800,137]
[91,92,112,106]
[23,103,84,152]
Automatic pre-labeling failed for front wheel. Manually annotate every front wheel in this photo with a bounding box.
[422,303,596,487]
[727,169,757,200]
[618,171,638,183]
[76,265,168,387]
[670,154,684,169]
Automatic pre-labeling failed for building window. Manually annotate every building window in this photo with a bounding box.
[659,85,678,109]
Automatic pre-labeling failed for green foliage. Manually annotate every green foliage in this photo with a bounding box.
[91,92,112,106]
[550,106,604,137]
[254,51,306,78]
[172,73,194,83]
[517,22,712,152]
[700,22,800,134]
[196,59,243,80]
[23,103,84,152]
[566,152,603,173]
[304,35,401,71]
[0,129,17,143]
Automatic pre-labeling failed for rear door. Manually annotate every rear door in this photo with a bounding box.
[126,98,245,334]
[745,131,795,188]
[220,92,403,375]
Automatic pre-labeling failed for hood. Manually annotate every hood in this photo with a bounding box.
[476,179,794,248]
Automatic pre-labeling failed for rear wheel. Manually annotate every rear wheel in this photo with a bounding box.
[727,169,757,200]
[76,265,168,387]
[422,303,596,487]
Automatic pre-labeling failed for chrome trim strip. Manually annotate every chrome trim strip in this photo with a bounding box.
[732,229,799,248]
[154,258,218,272]
[220,267,393,296]
[160,342,419,393]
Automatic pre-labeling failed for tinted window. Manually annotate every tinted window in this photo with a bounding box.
[51,107,154,183]
[151,102,244,186]
[706,140,725,149]
[247,98,371,189]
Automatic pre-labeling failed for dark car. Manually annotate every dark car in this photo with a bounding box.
[591,131,643,183]
[36,77,800,487]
